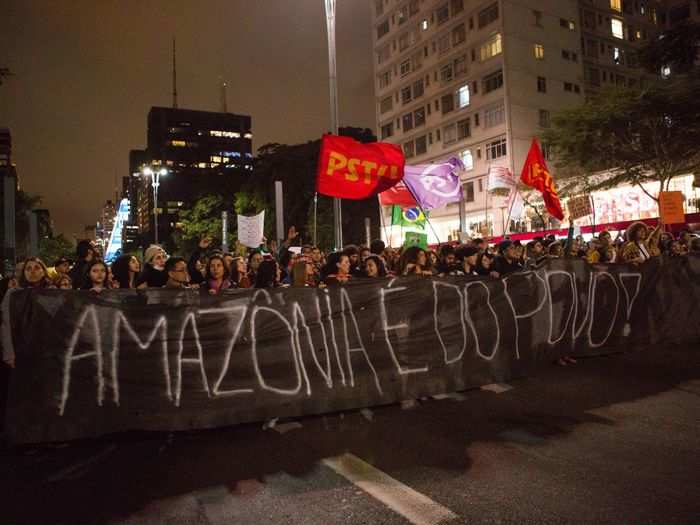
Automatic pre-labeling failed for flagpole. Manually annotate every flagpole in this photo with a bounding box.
[324,0,343,251]
[402,184,441,245]
[378,197,390,247]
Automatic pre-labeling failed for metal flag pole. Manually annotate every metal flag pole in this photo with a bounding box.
[313,192,318,246]
[377,196,391,247]
[324,0,343,251]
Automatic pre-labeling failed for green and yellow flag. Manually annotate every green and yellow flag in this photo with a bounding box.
[391,205,425,229]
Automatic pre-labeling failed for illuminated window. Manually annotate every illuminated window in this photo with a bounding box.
[460,149,474,170]
[610,0,622,12]
[210,155,222,163]
[421,19,428,31]
[170,140,186,147]
[244,132,253,139]
[480,33,502,62]
[611,18,624,39]
[197,162,207,168]
[457,84,470,108]
[534,44,544,60]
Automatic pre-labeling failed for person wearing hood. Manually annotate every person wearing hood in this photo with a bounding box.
[68,240,95,289]
[137,245,168,288]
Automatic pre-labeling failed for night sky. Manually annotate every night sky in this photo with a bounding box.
[0,1,375,237]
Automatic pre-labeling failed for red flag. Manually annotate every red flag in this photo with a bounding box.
[378,181,417,207]
[317,134,405,200]
[520,138,564,220]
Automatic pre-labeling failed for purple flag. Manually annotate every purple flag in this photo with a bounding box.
[402,157,464,210]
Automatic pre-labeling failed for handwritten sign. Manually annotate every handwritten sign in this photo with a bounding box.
[237,210,265,248]
[567,195,593,220]
[658,191,685,224]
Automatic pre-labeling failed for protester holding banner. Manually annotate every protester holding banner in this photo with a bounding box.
[111,254,141,289]
[18,257,52,289]
[254,258,282,289]
[399,246,432,277]
[321,252,352,285]
[80,260,109,293]
[490,241,523,278]
[162,257,191,289]
[200,255,233,294]
[137,245,168,288]
[621,222,662,264]
[361,254,387,278]
[475,252,494,276]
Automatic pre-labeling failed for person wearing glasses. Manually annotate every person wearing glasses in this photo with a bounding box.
[163,257,191,289]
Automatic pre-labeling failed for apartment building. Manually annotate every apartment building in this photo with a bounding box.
[371,0,662,240]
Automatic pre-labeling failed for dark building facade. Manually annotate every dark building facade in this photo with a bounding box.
[0,128,17,272]
[126,107,253,250]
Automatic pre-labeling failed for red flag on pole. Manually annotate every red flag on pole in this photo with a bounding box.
[317,134,405,200]
[378,181,417,207]
[520,138,564,220]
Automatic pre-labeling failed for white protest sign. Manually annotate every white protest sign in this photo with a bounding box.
[237,210,265,248]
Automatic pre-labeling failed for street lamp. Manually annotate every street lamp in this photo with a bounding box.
[324,0,343,250]
[142,166,168,245]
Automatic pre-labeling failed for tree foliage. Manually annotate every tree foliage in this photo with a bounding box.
[244,127,380,249]
[543,76,700,200]
[38,234,74,265]
[175,194,231,254]
[638,22,700,76]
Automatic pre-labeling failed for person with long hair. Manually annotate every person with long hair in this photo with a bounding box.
[230,256,251,288]
[18,257,52,289]
[475,252,494,276]
[254,258,281,289]
[621,221,662,264]
[292,257,318,287]
[362,254,387,278]
[321,252,352,285]
[398,246,430,276]
[202,254,233,294]
[81,260,108,292]
[248,251,264,283]
[111,254,141,289]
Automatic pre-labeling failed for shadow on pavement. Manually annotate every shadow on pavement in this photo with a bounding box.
[1,344,698,525]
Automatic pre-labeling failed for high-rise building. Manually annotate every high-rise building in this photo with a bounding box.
[663,0,700,25]
[371,0,663,240]
[128,107,253,249]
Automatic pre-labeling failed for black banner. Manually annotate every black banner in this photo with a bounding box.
[3,257,699,443]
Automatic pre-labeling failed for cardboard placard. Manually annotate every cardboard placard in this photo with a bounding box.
[567,195,593,220]
[658,191,685,224]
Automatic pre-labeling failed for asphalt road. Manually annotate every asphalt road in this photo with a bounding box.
[2,344,699,525]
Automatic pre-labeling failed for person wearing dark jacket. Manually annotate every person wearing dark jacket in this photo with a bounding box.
[137,245,168,288]
[490,241,523,278]
[68,240,95,289]
[187,237,212,286]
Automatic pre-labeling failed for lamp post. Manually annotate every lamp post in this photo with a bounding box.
[324,0,343,250]
[142,166,168,245]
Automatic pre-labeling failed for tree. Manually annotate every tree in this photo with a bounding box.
[249,127,380,249]
[543,76,700,201]
[39,234,74,265]
[638,22,700,76]
[175,194,231,255]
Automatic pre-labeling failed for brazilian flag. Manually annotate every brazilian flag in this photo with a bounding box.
[391,205,426,229]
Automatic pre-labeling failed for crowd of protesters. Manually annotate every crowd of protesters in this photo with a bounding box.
[0,222,698,298]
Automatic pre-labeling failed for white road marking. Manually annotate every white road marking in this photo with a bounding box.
[273,421,303,434]
[47,444,116,482]
[322,453,458,525]
[481,383,513,394]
